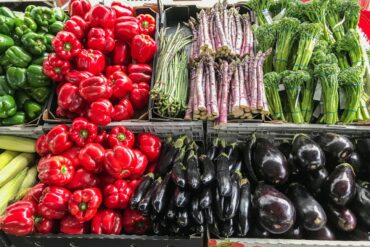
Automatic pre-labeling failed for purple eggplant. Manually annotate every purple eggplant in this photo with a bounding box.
[305,225,336,240]
[292,134,325,171]
[326,203,357,232]
[352,182,370,227]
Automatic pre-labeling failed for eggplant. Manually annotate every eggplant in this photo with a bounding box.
[173,146,186,164]
[205,207,215,225]
[344,224,370,240]
[191,193,204,225]
[207,138,220,161]
[326,203,357,232]
[249,224,271,238]
[305,225,336,240]
[177,208,189,227]
[152,173,172,214]
[279,141,300,176]
[224,172,241,219]
[196,224,205,234]
[138,177,161,213]
[242,136,259,183]
[157,136,187,176]
[237,178,251,237]
[216,152,232,196]
[305,168,328,193]
[253,184,296,234]
[355,139,370,171]
[199,186,212,209]
[347,151,365,177]
[253,137,289,185]
[325,163,356,206]
[314,133,354,166]
[153,221,164,235]
[282,224,303,239]
[227,143,241,171]
[171,162,186,188]
[209,221,221,236]
[130,173,154,209]
[199,155,215,185]
[292,134,325,171]
[221,218,235,237]
[287,183,327,231]
[186,150,201,189]
[352,182,370,227]
[174,186,191,208]
[167,198,176,220]
[214,185,225,221]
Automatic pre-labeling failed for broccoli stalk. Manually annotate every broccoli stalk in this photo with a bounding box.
[246,0,272,26]
[264,72,285,121]
[255,24,276,73]
[326,0,346,41]
[339,0,360,33]
[301,71,316,123]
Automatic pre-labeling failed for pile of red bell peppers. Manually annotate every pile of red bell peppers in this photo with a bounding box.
[42,0,156,126]
[0,118,161,236]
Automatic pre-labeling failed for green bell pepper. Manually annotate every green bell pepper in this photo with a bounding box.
[0,76,14,96]
[0,7,15,19]
[44,34,54,52]
[28,86,49,103]
[14,17,37,38]
[32,52,48,65]
[52,7,66,22]
[15,90,30,109]
[2,111,25,125]
[5,46,32,68]
[49,21,64,35]
[21,32,46,55]
[0,66,3,75]
[0,55,10,71]
[6,67,27,89]
[0,15,15,36]
[30,7,55,27]
[0,95,17,118]
[26,64,50,87]
[0,34,14,53]
[24,99,41,119]
[25,5,36,18]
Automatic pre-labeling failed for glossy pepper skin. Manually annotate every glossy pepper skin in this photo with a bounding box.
[0,6,14,18]
[28,86,50,104]
[115,16,140,42]
[14,17,37,38]
[79,76,113,102]
[24,100,42,119]
[79,143,105,173]
[127,64,152,84]
[38,186,71,220]
[44,34,54,52]
[104,145,137,179]
[91,209,122,235]
[5,46,32,68]
[108,126,135,148]
[69,0,91,18]
[0,95,17,118]
[6,67,26,89]
[49,21,64,35]
[0,15,15,36]
[26,64,50,87]
[69,117,98,147]
[23,183,47,204]
[137,14,156,36]
[1,111,25,125]
[105,65,126,77]
[122,208,151,235]
[103,179,133,209]
[36,135,49,156]
[37,155,75,186]
[58,83,85,113]
[65,70,93,86]
[0,76,14,96]
[112,40,130,65]
[46,124,73,154]
[131,34,157,63]
[111,2,134,17]
[95,129,109,147]
[112,98,134,122]
[76,49,106,75]
[137,133,162,162]
[34,216,54,234]
[63,16,87,40]
[52,31,82,60]
[0,200,36,236]
[56,106,80,119]
[130,82,150,110]
[60,214,89,234]
[87,28,115,54]
[68,187,102,222]
[21,32,46,55]
[0,34,14,53]
[87,99,113,126]
[109,71,133,98]
[66,168,100,190]
[43,53,71,81]
[130,150,149,179]
[89,5,116,29]
[30,7,55,26]
[62,146,81,168]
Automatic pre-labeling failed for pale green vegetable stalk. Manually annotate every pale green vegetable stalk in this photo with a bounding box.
[15,165,37,201]
[255,24,276,73]
[264,72,285,120]
[0,153,34,187]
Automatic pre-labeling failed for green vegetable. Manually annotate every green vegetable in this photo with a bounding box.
[1,111,26,125]
[326,0,345,41]
[32,52,48,65]
[0,152,33,187]
[0,76,14,96]
[26,64,50,87]
[255,24,276,72]
[14,17,37,38]
[15,165,37,201]
[0,15,15,36]
[49,21,63,35]
[301,70,316,123]
[25,5,36,18]
[21,32,46,55]
[0,7,15,19]
[4,46,31,68]
[52,7,66,22]
[0,34,14,53]
[15,91,30,109]
[30,7,55,27]
[24,100,42,119]
[0,150,18,170]
[264,72,285,120]
[0,136,35,152]
[0,95,17,118]
[6,67,27,89]
[44,34,54,52]
[339,0,360,33]
[246,0,273,26]
[28,86,49,103]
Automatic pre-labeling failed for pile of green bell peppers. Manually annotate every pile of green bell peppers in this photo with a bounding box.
[0,5,68,125]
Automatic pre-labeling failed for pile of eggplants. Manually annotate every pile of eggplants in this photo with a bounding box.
[130,132,370,240]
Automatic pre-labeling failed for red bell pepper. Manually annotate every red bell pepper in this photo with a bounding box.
[46,124,73,154]
[131,34,157,63]
[128,64,152,84]
[58,83,86,113]
[38,155,75,186]
[95,129,109,148]
[79,143,105,173]
[111,1,134,17]
[137,14,156,36]
[43,53,71,81]
[122,209,151,235]
[62,146,81,168]
[65,70,94,87]
[103,179,133,209]
[80,76,113,102]
[130,82,150,110]
[115,16,140,42]
[69,117,98,147]
[76,49,106,75]
[129,178,143,191]
[87,28,115,54]
[23,183,47,204]
[100,173,116,187]
[66,168,100,190]
[145,161,157,174]
[38,186,71,220]
[69,0,91,17]
[87,99,114,126]
[109,71,133,98]
[52,31,82,60]
[89,4,116,29]
[112,40,131,65]
[0,200,36,236]
[137,133,162,162]
[63,16,88,40]
[60,214,89,234]
[91,209,122,235]
[108,126,135,148]
[34,216,54,234]
[112,98,134,122]
[68,187,102,222]
[104,145,137,179]
[130,149,148,179]
[106,65,126,77]
[36,134,49,156]
[56,106,81,119]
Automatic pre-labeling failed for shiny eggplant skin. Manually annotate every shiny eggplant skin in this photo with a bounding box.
[292,134,325,171]
[177,208,189,227]
[216,153,232,196]
[171,162,186,188]
[287,183,327,231]
[191,193,204,225]
[207,138,220,161]
[199,155,215,185]
[305,168,328,193]
[167,198,176,220]
[279,141,300,176]
[174,186,191,208]
[214,184,225,221]
[344,224,370,240]
[314,133,354,165]
[347,152,365,177]
[355,139,370,174]
[130,173,154,209]
[186,151,201,189]
[224,172,241,219]
[326,203,357,232]
[157,137,183,176]
[282,224,303,239]
[249,224,271,238]
[199,186,212,209]
[325,163,356,206]
[205,207,215,225]
[242,136,259,183]
[352,182,370,227]
[138,177,161,213]
[253,137,289,185]
[237,178,251,237]
[152,173,172,214]
[305,225,336,240]
[221,218,235,237]
[253,184,296,234]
